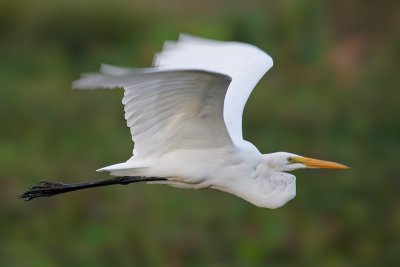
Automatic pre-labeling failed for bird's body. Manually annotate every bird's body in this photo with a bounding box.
[73,34,347,208]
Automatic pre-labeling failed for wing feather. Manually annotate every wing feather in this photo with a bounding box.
[154,34,273,143]
[73,69,233,160]
[72,34,273,162]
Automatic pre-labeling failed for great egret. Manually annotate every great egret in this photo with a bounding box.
[19,34,348,208]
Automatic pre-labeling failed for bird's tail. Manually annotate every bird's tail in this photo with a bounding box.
[97,162,149,177]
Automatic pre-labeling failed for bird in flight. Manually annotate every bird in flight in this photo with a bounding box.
[19,34,348,208]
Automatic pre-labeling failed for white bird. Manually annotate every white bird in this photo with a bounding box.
[70,34,348,209]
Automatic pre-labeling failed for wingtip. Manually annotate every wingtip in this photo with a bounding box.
[71,75,95,90]
[71,78,84,90]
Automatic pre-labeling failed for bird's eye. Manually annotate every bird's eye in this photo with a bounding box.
[287,157,293,163]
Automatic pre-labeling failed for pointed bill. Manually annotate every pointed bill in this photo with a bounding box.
[293,156,349,169]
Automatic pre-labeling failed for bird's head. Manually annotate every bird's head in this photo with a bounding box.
[263,152,349,172]
[244,152,349,208]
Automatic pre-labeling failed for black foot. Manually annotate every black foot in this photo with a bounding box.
[18,180,68,201]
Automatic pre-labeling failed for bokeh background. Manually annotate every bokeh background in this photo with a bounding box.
[1,0,399,266]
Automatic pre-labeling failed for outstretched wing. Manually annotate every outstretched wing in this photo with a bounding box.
[154,34,273,143]
[73,67,233,159]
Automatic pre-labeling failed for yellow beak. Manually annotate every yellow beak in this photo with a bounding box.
[293,156,349,169]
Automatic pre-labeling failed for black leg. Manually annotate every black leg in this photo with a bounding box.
[18,176,168,201]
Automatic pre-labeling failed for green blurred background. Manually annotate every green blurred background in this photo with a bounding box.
[1,0,399,266]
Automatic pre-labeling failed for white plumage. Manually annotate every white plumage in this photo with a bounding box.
[73,34,348,208]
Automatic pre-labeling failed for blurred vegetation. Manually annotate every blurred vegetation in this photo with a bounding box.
[1,0,399,266]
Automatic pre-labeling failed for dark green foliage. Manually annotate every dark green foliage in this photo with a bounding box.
[1,0,399,266]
